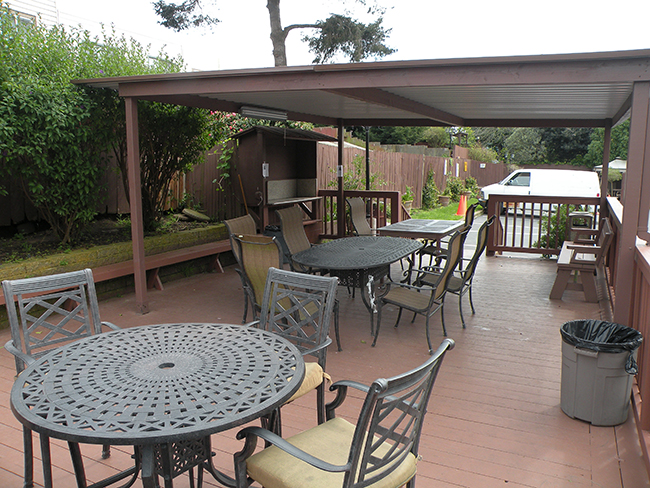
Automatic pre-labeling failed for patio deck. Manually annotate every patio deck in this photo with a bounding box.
[1,253,648,487]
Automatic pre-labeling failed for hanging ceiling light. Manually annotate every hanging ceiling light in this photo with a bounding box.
[240,105,287,121]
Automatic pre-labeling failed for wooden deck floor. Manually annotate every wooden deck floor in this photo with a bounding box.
[1,253,649,487]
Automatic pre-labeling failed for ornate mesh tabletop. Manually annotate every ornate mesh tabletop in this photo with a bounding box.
[11,323,305,446]
[292,236,422,270]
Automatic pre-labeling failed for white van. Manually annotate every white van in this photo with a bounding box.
[479,169,601,208]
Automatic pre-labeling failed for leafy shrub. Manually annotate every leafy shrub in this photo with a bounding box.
[464,176,480,199]
[1,4,219,238]
[535,204,583,254]
[328,154,386,190]
[468,145,499,163]
[443,176,466,202]
[421,170,439,209]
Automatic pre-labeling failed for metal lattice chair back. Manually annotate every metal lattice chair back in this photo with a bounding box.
[3,268,112,372]
[259,268,338,357]
[234,338,455,488]
[234,234,283,313]
[276,206,311,256]
[350,339,454,486]
[347,197,373,236]
[2,268,120,482]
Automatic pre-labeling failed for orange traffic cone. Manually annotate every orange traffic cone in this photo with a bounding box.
[456,193,467,216]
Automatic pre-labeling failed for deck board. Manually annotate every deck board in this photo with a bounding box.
[1,251,649,487]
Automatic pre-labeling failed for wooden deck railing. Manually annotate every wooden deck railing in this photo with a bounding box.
[485,195,601,256]
[317,190,401,239]
[624,193,650,464]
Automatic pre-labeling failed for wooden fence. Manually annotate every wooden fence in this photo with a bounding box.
[1,142,510,228]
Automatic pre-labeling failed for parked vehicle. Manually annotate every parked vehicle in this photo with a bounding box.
[479,169,601,209]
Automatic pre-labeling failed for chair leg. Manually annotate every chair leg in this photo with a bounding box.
[458,293,466,329]
[373,304,384,347]
[440,298,447,337]
[23,427,34,488]
[549,269,572,299]
[333,301,342,352]
[316,383,326,425]
[393,308,403,328]
[468,283,476,314]
[424,314,433,355]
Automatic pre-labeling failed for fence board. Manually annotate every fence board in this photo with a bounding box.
[3,142,510,229]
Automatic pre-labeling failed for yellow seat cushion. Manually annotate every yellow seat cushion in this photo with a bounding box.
[246,417,417,488]
[286,362,329,404]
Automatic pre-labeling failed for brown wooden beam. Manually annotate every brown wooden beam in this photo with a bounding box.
[615,81,650,326]
[125,97,148,314]
[326,88,464,126]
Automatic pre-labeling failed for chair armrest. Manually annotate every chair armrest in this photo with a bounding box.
[301,337,332,358]
[566,244,599,254]
[4,340,35,368]
[236,426,350,473]
[101,321,120,331]
[412,266,444,275]
[330,379,371,394]
[244,320,261,328]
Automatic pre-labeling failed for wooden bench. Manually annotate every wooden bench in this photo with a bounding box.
[549,218,613,303]
[92,240,231,292]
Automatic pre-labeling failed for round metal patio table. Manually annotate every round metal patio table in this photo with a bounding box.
[292,236,422,333]
[10,323,305,488]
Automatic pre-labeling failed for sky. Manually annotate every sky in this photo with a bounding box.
[52,0,650,72]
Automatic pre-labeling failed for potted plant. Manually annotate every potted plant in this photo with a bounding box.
[438,188,451,207]
[402,185,414,212]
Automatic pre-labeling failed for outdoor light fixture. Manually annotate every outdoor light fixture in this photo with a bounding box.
[240,105,287,121]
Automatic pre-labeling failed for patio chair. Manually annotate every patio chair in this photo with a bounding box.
[346,197,373,236]
[233,234,284,321]
[549,217,614,303]
[276,206,312,271]
[2,269,122,487]
[375,230,465,353]
[251,267,339,433]
[419,202,478,266]
[233,338,455,488]
[225,214,258,322]
[417,216,495,328]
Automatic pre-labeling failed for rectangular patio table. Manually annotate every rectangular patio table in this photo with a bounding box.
[10,323,305,488]
[377,219,464,240]
[378,219,465,277]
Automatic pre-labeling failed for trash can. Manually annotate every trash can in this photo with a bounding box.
[560,319,642,426]
[263,225,290,265]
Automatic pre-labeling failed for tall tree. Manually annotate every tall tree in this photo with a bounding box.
[153,0,395,66]
[540,127,593,164]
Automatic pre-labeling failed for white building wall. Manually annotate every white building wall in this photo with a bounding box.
[5,0,58,25]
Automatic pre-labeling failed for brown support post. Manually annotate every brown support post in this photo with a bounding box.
[614,81,650,326]
[337,119,345,238]
[125,97,149,314]
[600,121,611,215]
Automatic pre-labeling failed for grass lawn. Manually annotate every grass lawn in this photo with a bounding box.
[410,198,480,220]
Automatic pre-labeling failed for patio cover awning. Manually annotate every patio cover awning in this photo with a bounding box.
[74,49,650,325]
[77,49,650,128]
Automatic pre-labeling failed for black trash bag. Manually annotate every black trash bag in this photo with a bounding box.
[561,319,643,374]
